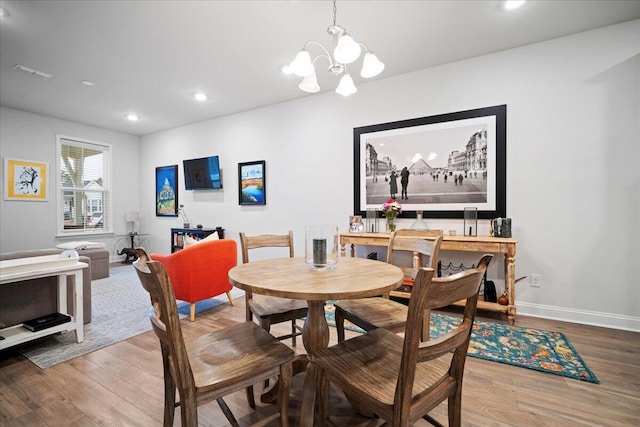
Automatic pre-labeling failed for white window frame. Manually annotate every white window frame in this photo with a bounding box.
[56,134,113,237]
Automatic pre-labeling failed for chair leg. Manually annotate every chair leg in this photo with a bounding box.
[260,317,271,389]
[246,297,253,322]
[216,397,240,427]
[278,361,293,427]
[423,413,445,427]
[180,391,199,427]
[189,303,196,322]
[226,291,234,306]
[291,320,297,347]
[335,307,346,342]
[161,353,176,427]
[246,385,256,409]
[448,389,462,427]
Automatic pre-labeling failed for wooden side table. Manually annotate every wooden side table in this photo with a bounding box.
[339,232,519,324]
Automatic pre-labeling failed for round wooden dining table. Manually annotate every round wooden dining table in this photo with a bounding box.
[228,256,403,426]
[229,256,403,353]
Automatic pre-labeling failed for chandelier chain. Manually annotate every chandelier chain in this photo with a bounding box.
[333,0,337,27]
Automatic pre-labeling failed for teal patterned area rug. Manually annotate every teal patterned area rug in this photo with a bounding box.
[324,303,599,384]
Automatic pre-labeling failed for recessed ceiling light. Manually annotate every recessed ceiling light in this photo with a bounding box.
[0,7,9,18]
[126,114,139,122]
[82,80,95,86]
[194,93,207,102]
[503,0,526,10]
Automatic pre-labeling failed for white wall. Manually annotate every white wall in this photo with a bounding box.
[140,20,640,330]
[0,107,140,252]
[1,21,637,330]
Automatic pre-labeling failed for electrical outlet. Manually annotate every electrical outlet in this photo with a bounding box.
[531,273,541,287]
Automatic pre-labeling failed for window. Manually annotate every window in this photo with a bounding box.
[57,135,112,235]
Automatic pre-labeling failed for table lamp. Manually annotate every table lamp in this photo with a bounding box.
[126,211,140,235]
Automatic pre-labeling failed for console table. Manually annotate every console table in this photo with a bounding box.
[339,232,518,324]
[0,261,87,350]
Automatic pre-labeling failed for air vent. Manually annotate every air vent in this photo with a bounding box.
[12,64,53,80]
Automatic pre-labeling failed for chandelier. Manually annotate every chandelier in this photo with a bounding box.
[288,0,385,96]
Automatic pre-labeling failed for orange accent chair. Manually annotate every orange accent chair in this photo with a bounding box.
[151,239,237,321]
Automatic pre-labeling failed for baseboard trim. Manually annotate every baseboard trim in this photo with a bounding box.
[516,302,640,332]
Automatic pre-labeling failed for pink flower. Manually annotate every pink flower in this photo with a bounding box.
[382,199,402,218]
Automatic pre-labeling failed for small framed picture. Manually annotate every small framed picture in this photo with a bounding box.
[4,158,49,201]
[349,215,364,232]
[156,165,178,216]
[239,160,266,205]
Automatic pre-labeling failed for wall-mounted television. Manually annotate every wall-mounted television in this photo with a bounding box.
[183,155,222,190]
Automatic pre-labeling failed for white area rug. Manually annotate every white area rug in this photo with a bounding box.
[18,265,243,369]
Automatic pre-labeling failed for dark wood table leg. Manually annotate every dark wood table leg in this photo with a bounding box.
[299,300,329,427]
[261,299,329,412]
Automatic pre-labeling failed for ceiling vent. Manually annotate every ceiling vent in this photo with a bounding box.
[12,64,53,80]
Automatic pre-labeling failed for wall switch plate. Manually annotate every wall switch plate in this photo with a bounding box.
[531,273,541,287]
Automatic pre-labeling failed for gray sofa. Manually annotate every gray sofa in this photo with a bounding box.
[0,249,93,327]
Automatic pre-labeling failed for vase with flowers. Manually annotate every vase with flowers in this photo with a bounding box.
[382,198,402,232]
[178,204,190,228]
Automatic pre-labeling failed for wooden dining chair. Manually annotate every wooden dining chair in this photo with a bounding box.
[310,254,492,427]
[133,248,294,427]
[334,229,443,342]
[239,231,308,346]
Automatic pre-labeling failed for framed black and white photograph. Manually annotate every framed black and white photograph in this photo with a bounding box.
[238,160,266,205]
[353,105,506,219]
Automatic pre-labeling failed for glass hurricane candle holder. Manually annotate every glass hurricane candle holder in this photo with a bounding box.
[305,225,339,271]
[366,209,379,233]
[464,207,478,237]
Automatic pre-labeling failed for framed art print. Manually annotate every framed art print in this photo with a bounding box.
[353,105,506,219]
[156,165,178,216]
[4,158,48,201]
[238,160,266,205]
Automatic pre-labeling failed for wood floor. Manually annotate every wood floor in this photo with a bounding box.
[1,291,639,426]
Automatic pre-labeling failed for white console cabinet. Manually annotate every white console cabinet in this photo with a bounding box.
[0,254,87,350]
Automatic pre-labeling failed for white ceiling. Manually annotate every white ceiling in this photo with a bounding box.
[1,0,639,136]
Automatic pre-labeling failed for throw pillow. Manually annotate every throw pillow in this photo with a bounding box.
[183,231,219,248]
[183,236,200,248]
[57,241,106,250]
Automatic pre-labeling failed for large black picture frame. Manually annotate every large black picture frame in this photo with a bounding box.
[353,105,506,219]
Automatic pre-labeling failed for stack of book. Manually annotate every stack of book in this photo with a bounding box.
[23,313,71,332]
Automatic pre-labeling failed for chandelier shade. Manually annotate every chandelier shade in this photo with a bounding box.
[290,50,315,77]
[287,0,384,96]
[333,33,361,64]
[299,72,320,93]
[360,52,385,78]
[335,73,357,96]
